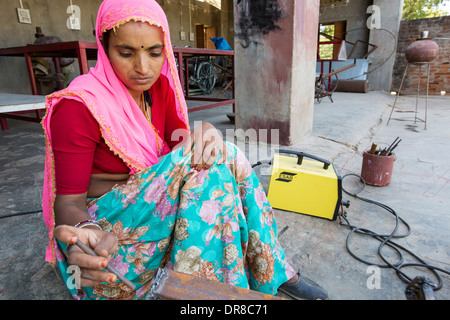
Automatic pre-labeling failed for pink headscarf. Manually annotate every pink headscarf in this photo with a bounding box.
[41,0,189,263]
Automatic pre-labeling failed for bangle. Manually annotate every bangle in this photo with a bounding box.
[74,220,103,231]
[65,220,102,253]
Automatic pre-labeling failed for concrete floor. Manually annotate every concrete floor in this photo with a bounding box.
[0,90,449,300]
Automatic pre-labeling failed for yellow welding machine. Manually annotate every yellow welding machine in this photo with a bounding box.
[267,150,342,220]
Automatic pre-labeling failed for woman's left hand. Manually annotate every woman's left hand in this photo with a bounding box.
[181,122,227,171]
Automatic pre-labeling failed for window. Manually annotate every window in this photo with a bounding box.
[319,24,335,60]
[318,21,346,60]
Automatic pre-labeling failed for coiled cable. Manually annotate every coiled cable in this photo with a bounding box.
[340,173,449,292]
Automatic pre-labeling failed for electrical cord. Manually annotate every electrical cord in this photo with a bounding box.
[340,173,450,293]
[251,160,272,168]
[0,209,42,219]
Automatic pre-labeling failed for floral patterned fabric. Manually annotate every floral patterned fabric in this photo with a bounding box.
[56,142,296,300]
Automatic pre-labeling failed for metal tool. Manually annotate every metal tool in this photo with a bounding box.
[379,137,401,156]
[147,268,284,300]
[405,276,436,300]
[74,240,136,290]
[388,139,402,155]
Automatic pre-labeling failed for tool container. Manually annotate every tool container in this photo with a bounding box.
[361,151,395,186]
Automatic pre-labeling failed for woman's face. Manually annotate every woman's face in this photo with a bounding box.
[104,21,165,100]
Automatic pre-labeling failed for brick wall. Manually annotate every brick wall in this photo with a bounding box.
[392,16,450,95]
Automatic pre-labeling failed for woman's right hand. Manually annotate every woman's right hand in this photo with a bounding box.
[54,225,119,288]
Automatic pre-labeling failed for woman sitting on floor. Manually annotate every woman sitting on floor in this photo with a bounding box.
[41,0,328,300]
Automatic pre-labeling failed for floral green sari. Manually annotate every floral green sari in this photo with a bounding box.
[56,142,295,300]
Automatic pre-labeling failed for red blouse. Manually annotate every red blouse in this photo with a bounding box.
[51,74,187,195]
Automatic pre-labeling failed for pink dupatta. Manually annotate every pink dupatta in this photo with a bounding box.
[41,0,189,263]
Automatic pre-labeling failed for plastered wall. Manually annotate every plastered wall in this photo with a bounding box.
[0,0,233,94]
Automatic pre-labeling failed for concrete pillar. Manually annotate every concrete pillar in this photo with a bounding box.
[368,0,404,91]
[233,0,320,146]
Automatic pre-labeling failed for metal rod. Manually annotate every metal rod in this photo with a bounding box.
[148,268,284,300]
[425,62,430,130]
[380,137,399,156]
[74,240,136,291]
[388,139,402,155]
[415,64,422,124]
[388,64,408,125]
[386,136,400,151]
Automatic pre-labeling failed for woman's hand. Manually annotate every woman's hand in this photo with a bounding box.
[181,122,227,171]
[54,225,118,288]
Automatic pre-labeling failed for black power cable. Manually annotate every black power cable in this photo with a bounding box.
[0,209,42,219]
[340,173,450,293]
[251,160,272,168]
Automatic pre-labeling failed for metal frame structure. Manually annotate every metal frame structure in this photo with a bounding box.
[0,42,235,129]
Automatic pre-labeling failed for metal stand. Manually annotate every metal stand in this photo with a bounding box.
[387,62,430,130]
